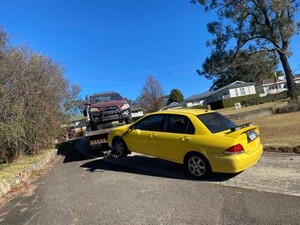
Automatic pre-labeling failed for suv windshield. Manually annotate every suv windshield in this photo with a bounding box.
[197,112,236,133]
[91,93,122,103]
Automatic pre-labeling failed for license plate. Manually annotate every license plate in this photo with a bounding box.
[247,130,258,141]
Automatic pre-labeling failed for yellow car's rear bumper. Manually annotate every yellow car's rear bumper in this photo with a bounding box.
[209,143,263,173]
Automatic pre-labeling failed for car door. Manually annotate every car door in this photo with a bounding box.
[157,115,195,162]
[125,114,166,156]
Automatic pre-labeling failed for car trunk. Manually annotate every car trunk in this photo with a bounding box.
[225,125,261,154]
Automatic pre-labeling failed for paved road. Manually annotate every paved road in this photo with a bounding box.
[0,139,299,225]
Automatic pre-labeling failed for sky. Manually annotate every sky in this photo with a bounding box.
[0,0,300,101]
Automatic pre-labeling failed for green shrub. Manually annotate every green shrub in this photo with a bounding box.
[241,91,289,107]
[209,94,259,109]
[188,105,207,109]
[222,94,259,108]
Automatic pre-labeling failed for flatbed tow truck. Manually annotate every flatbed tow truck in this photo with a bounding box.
[83,91,133,152]
[85,122,124,151]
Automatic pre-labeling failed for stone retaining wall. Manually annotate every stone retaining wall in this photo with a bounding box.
[0,149,57,199]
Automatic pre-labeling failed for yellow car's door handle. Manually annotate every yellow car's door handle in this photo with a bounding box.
[181,136,191,141]
[150,133,157,138]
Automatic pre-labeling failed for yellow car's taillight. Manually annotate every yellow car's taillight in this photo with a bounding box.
[224,144,245,154]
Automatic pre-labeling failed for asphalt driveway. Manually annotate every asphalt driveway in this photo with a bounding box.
[73,138,300,196]
[0,139,299,225]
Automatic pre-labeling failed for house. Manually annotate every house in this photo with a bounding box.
[185,81,257,107]
[206,81,256,104]
[256,75,300,97]
[131,107,144,119]
[160,102,183,110]
[185,91,212,107]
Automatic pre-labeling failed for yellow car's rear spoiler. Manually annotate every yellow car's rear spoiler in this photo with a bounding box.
[226,124,259,138]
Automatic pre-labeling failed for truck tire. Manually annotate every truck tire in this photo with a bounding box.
[90,122,98,131]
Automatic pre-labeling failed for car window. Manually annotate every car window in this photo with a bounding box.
[197,112,236,133]
[134,114,165,132]
[92,93,122,103]
[165,115,195,134]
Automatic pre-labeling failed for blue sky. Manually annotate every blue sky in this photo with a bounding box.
[1,0,300,100]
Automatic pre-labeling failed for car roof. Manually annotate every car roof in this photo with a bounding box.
[152,108,212,116]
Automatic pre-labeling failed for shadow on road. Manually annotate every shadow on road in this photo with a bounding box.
[57,138,240,181]
[57,138,102,163]
[80,155,240,182]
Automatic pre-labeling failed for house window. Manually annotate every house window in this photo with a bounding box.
[235,89,239,96]
[240,87,245,95]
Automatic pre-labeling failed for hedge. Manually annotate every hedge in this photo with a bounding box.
[209,94,259,109]
[241,84,300,107]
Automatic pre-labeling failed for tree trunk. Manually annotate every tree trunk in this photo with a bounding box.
[278,52,299,103]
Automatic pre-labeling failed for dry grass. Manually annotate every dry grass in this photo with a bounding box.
[0,149,53,181]
[233,111,300,147]
[218,101,287,116]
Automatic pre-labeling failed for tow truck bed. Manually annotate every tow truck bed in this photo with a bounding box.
[85,127,113,149]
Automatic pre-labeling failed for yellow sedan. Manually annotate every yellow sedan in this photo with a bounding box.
[107,109,263,179]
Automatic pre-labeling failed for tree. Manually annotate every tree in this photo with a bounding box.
[193,0,300,102]
[198,49,279,90]
[167,89,184,105]
[63,84,84,116]
[138,75,165,112]
[0,27,79,162]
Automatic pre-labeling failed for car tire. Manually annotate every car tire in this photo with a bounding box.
[112,137,129,158]
[184,153,211,179]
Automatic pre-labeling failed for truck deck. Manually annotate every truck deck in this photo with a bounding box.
[85,122,124,150]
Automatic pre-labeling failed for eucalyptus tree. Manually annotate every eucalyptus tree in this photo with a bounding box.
[193,0,300,102]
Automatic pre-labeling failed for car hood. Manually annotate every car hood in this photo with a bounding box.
[90,100,125,108]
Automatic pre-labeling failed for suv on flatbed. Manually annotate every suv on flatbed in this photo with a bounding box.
[83,91,132,131]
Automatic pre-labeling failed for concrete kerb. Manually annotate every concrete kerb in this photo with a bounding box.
[0,149,58,199]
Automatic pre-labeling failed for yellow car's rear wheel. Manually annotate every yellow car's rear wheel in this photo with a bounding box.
[185,153,211,179]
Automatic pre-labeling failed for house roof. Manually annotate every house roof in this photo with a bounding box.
[185,81,255,102]
[260,75,300,87]
[160,102,183,110]
[185,91,212,101]
[214,81,255,94]
[262,76,286,85]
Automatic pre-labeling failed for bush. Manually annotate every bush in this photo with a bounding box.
[241,91,289,107]
[273,103,300,114]
[0,27,70,163]
[222,94,259,108]
[209,94,259,109]
[188,105,207,109]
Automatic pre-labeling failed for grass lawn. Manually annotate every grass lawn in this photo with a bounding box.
[218,101,287,116]
[233,111,300,147]
[0,149,54,181]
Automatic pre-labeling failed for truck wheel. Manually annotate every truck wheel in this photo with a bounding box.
[112,137,129,158]
[90,122,98,131]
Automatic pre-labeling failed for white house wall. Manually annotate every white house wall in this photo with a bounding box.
[229,86,256,98]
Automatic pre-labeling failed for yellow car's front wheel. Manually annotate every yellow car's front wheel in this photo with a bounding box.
[185,153,211,179]
[112,137,129,158]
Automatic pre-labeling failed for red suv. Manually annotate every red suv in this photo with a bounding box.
[83,91,132,131]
